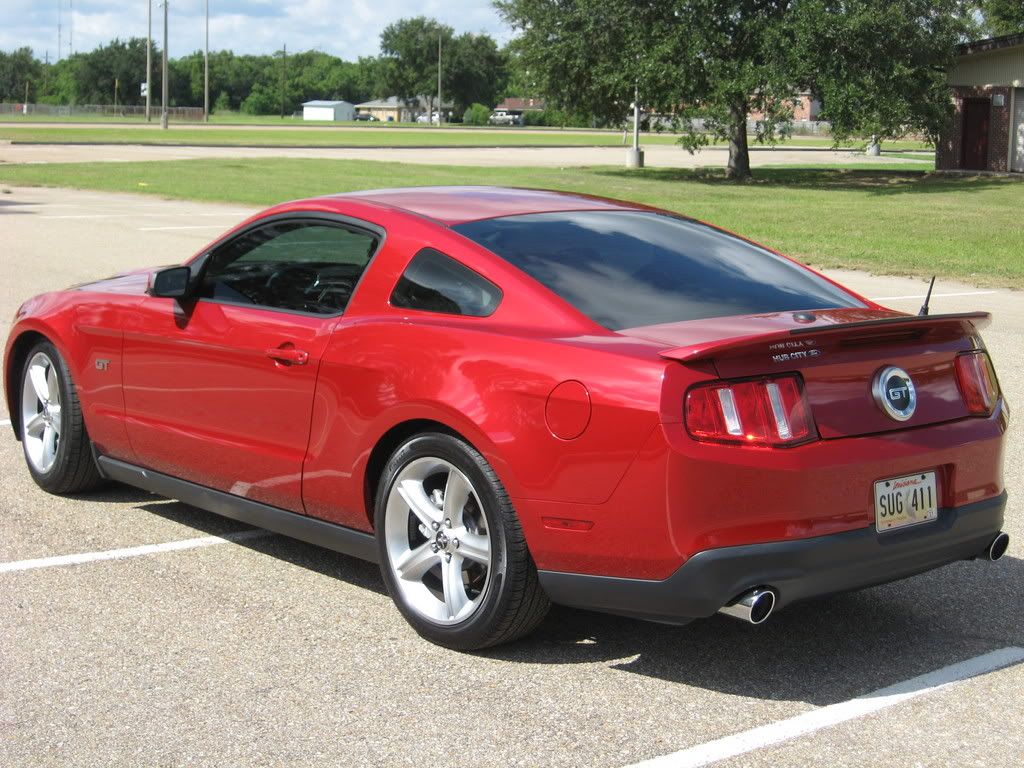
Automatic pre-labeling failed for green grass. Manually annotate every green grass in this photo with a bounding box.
[0,122,932,151]
[0,159,1016,287]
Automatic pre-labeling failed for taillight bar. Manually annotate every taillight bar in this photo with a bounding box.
[685,374,818,447]
[954,350,1000,416]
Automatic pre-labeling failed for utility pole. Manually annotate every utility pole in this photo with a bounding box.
[280,43,287,119]
[69,0,73,55]
[161,0,169,130]
[146,0,152,121]
[204,0,209,122]
[436,34,442,126]
[57,0,62,62]
[626,83,644,168]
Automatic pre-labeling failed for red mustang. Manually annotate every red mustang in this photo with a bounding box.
[4,187,1009,649]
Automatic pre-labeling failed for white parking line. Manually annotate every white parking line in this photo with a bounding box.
[0,529,273,574]
[626,646,1024,768]
[0,418,10,427]
[871,290,998,301]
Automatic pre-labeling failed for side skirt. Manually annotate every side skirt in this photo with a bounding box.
[96,455,379,564]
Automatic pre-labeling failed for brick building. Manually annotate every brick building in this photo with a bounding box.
[936,33,1024,173]
[747,92,822,122]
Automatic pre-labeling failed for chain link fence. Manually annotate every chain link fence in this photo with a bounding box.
[0,102,205,121]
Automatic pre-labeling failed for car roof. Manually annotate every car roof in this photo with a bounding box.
[315,186,643,226]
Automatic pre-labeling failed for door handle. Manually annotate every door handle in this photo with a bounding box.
[265,347,309,365]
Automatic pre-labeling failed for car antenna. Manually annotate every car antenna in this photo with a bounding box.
[918,276,936,316]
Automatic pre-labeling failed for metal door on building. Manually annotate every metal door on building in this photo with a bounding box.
[961,98,990,170]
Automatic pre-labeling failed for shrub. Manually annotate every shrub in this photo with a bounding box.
[463,103,491,126]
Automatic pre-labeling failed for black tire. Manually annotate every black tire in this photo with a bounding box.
[19,340,104,494]
[374,432,550,650]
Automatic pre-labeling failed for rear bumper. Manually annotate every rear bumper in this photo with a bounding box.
[537,491,1007,624]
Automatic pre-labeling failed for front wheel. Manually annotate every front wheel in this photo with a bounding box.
[375,433,549,650]
[19,340,104,494]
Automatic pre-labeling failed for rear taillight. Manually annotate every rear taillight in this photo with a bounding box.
[954,351,1000,415]
[685,374,817,447]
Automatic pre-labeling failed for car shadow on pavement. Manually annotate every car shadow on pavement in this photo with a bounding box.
[135,498,387,595]
[484,556,1024,707]
[122,493,1022,707]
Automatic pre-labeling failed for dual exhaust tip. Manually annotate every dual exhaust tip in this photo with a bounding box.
[718,532,1010,625]
[718,587,776,625]
[986,532,1010,562]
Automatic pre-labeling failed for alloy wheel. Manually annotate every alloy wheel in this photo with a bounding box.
[21,351,62,473]
[383,457,493,625]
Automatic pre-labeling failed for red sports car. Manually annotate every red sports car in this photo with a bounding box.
[4,186,1009,649]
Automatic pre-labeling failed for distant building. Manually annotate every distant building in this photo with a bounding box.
[747,92,822,122]
[493,97,547,119]
[936,33,1024,173]
[355,96,453,123]
[302,100,355,122]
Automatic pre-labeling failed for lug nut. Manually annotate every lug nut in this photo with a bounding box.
[452,539,460,549]
[444,518,452,528]
[431,521,440,531]
[445,553,452,563]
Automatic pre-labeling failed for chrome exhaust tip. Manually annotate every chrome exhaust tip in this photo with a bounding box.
[718,587,776,625]
[986,532,1010,562]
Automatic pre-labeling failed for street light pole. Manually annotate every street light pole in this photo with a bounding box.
[436,34,442,126]
[626,82,644,168]
[160,0,168,130]
[204,0,209,122]
[146,0,152,121]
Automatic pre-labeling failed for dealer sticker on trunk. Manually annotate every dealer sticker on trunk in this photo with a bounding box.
[874,471,938,532]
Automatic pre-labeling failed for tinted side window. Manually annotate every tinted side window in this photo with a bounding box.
[199,220,378,315]
[453,211,862,330]
[390,249,501,317]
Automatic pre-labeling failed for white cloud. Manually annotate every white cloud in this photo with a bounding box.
[0,0,511,61]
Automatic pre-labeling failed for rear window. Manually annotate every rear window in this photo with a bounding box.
[453,211,862,330]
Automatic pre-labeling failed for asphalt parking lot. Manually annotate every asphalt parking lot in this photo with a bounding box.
[1,186,1022,767]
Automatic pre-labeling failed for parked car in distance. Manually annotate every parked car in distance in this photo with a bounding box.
[416,112,440,124]
[488,110,519,126]
[5,186,1010,650]
[353,112,377,121]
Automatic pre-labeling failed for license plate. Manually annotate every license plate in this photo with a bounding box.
[874,471,938,532]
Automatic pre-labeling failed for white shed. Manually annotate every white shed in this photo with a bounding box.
[302,100,355,122]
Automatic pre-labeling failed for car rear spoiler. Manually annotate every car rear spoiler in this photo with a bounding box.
[658,312,992,363]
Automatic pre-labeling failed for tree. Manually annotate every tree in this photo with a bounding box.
[0,48,41,102]
[978,0,1024,35]
[70,38,153,106]
[789,1,973,146]
[446,33,507,114]
[497,1,798,178]
[380,16,454,118]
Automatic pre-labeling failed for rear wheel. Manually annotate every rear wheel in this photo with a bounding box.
[375,433,549,650]
[19,341,103,494]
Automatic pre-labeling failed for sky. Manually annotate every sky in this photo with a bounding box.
[1,0,512,61]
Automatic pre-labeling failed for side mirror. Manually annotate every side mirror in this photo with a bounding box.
[149,266,192,299]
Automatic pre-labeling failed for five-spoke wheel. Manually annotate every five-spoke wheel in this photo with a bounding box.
[384,457,492,624]
[21,351,63,474]
[18,340,103,494]
[376,432,549,650]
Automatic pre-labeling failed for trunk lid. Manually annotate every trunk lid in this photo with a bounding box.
[621,308,990,438]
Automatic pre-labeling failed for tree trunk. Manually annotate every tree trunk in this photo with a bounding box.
[727,101,752,180]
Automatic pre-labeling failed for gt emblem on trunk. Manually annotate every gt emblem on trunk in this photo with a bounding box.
[873,366,916,422]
